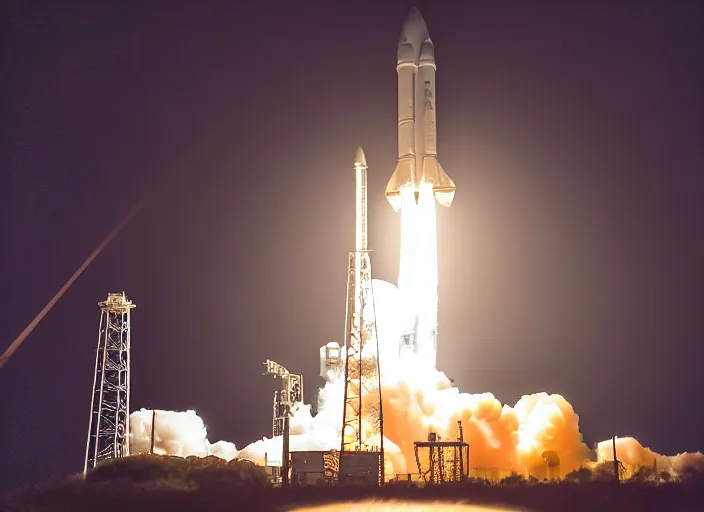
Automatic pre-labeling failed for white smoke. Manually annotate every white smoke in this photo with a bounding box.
[127,281,704,479]
[596,436,704,476]
[129,408,238,461]
[235,380,345,465]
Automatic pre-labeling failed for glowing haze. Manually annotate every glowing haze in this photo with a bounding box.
[128,177,703,477]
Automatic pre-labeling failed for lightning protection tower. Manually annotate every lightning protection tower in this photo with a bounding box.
[84,292,135,473]
[339,147,384,485]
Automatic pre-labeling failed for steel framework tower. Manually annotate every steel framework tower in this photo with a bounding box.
[84,292,135,473]
[262,360,303,485]
[339,148,384,485]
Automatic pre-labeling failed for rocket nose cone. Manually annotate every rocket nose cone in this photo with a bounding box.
[354,146,367,168]
[420,39,435,61]
[400,7,429,45]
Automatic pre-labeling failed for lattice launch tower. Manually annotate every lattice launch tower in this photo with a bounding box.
[339,147,385,485]
[84,292,135,472]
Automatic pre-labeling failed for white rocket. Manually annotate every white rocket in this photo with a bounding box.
[320,148,368,382]
[385,8,456,212]
[354,146,368,252]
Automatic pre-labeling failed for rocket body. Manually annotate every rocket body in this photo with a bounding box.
[352,147,368,342]
[385,8,456,212]
[354,146,368,253]
[388,10,453,371]
[350,147,368,360]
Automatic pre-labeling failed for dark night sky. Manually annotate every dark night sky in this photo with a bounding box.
[2,0,703,489]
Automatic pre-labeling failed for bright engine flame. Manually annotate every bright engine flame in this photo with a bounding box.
[396,182,439,370]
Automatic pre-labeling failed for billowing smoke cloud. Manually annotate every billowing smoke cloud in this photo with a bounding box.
[127,277,703,479]
[235,378,353,464]
[596,436,704,476]
[379,369,590,475]
[233,360,591,475]
[130,408,238,461]
[128,377,703,479]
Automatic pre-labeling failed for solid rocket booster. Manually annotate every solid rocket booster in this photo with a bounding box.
[385,8,456,212]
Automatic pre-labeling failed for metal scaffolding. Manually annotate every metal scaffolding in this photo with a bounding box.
[339,250,384,485]
[84,292,135,473]
[414,431,469,484]
[262,360,303,485]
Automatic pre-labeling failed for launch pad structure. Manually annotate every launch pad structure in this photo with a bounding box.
[413,424,469,484]
[338,249,384,485]
[338,147,385,486]
[84,292,135,473]
[262,359,303,485]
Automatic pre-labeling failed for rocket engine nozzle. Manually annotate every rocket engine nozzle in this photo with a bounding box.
[385,158,456,212]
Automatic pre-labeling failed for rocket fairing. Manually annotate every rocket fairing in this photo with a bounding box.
[385,8,456,212]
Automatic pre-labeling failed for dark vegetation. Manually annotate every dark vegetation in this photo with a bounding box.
[1,456,702,512]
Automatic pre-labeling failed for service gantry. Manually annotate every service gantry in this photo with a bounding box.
[262,359,303,485]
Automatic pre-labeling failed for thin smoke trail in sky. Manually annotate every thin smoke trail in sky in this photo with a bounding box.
[0,199,144,369]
